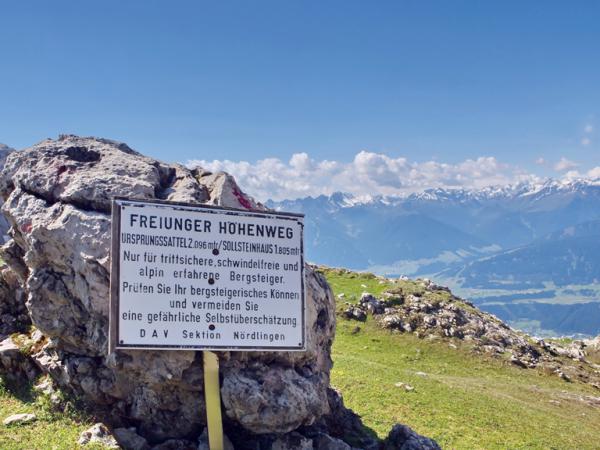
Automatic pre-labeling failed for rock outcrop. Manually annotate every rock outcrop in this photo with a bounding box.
[338,270,600,388]
[0,136,439,449]
[0,143,14,239]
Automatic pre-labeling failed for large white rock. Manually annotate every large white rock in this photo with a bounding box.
[0,135,336,440]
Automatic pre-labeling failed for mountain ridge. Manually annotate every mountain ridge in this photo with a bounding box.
[269,181,600,337]
[268,177,600,208]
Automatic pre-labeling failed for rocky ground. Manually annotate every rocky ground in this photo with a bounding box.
[336,268,600,390]
[0,136,440,449]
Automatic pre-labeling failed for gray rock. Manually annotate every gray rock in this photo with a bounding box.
[359,293,384,315]
[114,427,150,450]
[221,365,327,433]
[197,428,233,450]
[151,439,196,450]
[557,370,571,382]
[394,382,414,392]
[0,336,39,381]
[0,144,14,239]
[0,267,29,336]
[383,424,441,450]
[78,423,119,447]
[510,355,528,369]
[312,433,352,450]
[271,432,313,450]
[3,413,36,426]
[0,135,336,441]
[342,305,367,322]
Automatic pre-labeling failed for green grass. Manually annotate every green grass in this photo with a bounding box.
[323,268,600,450]
[0,377,104,449]
[322,267,391,301]
[2,267,598,448]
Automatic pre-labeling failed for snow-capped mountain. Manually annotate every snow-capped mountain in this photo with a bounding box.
[268,178,600,267]
[268,179,600,336]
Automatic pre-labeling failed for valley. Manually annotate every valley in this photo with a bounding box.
[269,181,600,337]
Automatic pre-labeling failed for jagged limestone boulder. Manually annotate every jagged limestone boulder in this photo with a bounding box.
[0,135,335,442]
[0,135,440,449]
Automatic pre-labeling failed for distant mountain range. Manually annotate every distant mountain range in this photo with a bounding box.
[267,178,600,337]
[441,219,600,289]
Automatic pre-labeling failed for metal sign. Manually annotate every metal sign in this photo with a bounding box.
[109,198,305,352]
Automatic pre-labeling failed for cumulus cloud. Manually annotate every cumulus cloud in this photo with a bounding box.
[587,166,600,179]
[562,166,600,181]
[581,137,592,147]
[535,157,546,166]
[187,151,539,201]
[554,157,579,172]
[584,123,594,134]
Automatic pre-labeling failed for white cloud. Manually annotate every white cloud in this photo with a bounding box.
[535,157,546,166]
[581,137,592,147]
[187,151,539,201]
[586,166,600,179]
[584,124,594,134]
[559,166,600,181]
[554,157,579,172]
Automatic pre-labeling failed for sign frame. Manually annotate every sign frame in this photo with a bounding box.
[108,197,306,353]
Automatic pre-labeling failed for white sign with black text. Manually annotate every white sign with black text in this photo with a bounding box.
[109,198,305,352]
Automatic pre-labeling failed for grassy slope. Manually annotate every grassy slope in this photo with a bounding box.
[1,268,599,449]
[323,268,600,450]
[0,378,103,450]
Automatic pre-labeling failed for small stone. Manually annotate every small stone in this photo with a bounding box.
[313,433,352,450]
[384,423,441,450]
[31,329,44,343]
[510,355,528,368]
[78,423,119,448]
[394,382,414,392]
[557,371,571,382]
[271,432,313,450]
[342,306,367,321]
[114,427,150,450]
[415,371,428,377]
[3,413,36,426]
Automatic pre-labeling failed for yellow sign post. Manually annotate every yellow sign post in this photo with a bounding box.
[203,351,224,450]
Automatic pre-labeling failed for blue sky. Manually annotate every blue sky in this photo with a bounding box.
[1,1,599,199]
